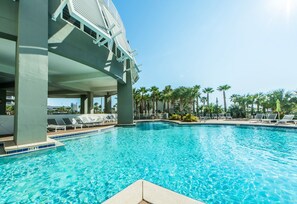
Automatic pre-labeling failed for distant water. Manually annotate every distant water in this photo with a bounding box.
[0,122,296,203]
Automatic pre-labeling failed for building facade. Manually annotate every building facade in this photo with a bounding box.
[0,0,139,145]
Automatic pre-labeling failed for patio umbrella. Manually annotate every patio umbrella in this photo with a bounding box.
[276,99,281,120]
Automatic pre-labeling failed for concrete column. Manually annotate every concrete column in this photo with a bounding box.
[87,92,94,114]
[104,93,112,113]
[80,95,87,114]
[14,0,48,145]
[117,62,133,125]
[0,90,6,115]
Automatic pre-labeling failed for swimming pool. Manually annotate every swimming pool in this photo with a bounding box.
[0,122,296,203]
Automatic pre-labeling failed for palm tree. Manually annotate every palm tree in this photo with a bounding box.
[94,102,99,113]
[172,87,184,112]
[150,86,160,115]
[162,85,173,113]
[192,85,201,115]
[255,93,265,113]
[200,96,207,115]
[133,88,141,116]
[139,87,148,115]
[203,87,214,113]
[217,84,231,113]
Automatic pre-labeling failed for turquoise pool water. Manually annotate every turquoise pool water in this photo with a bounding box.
[0,122,297,203]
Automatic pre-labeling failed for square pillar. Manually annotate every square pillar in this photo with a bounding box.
[80,95,87,114]
[0,89,6,115]
[14,0,48,145]
[87,92,94,114]
[104,93,112,113]
[117,62,133,125]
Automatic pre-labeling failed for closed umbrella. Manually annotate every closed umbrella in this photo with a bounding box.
[276,99,281,120]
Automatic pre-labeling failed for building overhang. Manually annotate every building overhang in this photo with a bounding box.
[51,0,140,83]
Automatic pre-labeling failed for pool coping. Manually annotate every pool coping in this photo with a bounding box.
[135,119,297,130]
[103,180,203,204]
[0,126,116,157]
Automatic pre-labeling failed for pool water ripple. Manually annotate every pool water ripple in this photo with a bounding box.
[0,122,297,203]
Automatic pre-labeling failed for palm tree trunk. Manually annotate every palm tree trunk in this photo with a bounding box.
[152,98,155,115]
[196,97,199,115]
[207,94,210,113]
[167,101,170,113]
[223,91,227,113]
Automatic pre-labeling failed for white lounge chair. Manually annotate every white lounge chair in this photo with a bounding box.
[218,113,225,119]
[62,118,83,130]
[47,119,66,132]
[249,114,264,123]
[261,114,277,123]
[200,113,210,120]
[74,117,95,127]
[226,113,232,120]
[276,115,295,125]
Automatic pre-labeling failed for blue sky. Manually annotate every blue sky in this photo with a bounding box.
[49,0,297,106]
[114,0,297,102]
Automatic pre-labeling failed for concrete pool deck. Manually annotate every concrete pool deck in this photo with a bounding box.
[103,180,203,204]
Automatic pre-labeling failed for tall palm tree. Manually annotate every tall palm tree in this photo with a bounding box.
[150,86,160,115]
[200,96,207,115]
[255,92,265,113]
[132,88,141,116]
[192,85,201,115]
[139,87,147,114]
[162,85,173,113]
[217,84,231,113]
[203,87,214,113]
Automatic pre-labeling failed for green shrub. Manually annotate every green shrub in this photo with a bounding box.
[169,114,181,120]
[182,114,198,122]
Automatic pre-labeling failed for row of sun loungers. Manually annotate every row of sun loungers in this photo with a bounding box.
[47,115,117,132]
[249,114,296,125]
[200,113,232,120]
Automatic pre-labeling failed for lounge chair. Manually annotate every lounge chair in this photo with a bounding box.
[74,117,94,127]
[212,114,218,119]
[62,118,83,130]
[200,114,210,120]
[276,115,295,125]
[88,116,105,125]
[47,119,66,132]
[218,113,225,119]
[261,114,277,123]
[105,114,116,122]
[249,114,264,123]
[226,113,232,120]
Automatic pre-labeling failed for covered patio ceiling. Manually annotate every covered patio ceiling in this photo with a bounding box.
[0,38,118,98]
